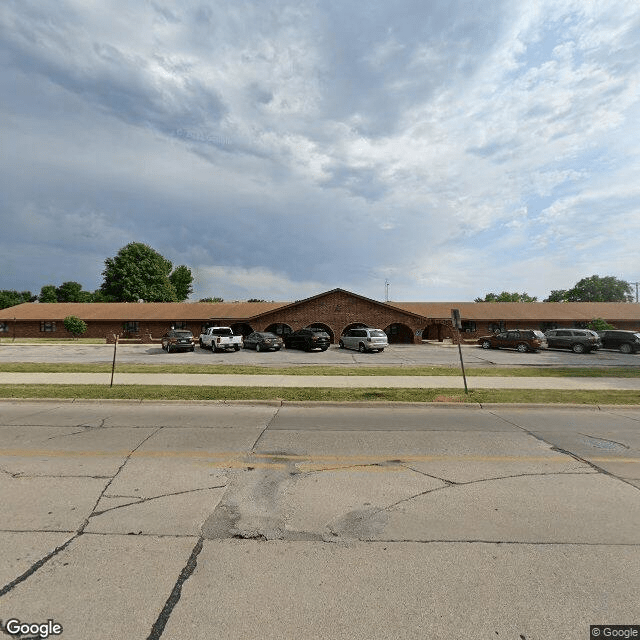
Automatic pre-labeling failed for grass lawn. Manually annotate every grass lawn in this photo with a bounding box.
[0,384,639,404]
[0,362,639,377]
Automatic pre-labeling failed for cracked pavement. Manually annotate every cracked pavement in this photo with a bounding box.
[0,401,639,639]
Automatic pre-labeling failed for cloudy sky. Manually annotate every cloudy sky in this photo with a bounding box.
[1,1,639,302]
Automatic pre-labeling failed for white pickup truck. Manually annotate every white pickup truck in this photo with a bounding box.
[199,326,243,352]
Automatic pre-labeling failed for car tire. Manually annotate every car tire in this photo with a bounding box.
[571,343,585,354]
[167,344,173,353]
[234,345,240,351]
[620,343,632,354]
[190,347,195,352]
[378,349,384,352]
[320,346,328,351]
[339,340,344,349]
[358,343,366,353]
[199,339,204,348]
[256,343,262,352]
[516,343,528,353]
[481,340,492,349]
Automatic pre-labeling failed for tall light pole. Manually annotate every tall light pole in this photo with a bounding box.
[385,280,390,302]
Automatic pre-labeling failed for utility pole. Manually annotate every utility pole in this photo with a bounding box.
[631,281,640,303]
[385,280,390,302]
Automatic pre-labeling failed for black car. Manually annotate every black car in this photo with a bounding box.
[243,331,283,352]
[597,330,640,354]
[161,330,195,353]
[284,327,330,351]
[544,328,601,353]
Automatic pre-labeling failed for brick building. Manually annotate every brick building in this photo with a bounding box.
[1,288,639,343]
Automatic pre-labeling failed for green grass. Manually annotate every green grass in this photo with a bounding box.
[0,362,639,377]
[0,384,639,404]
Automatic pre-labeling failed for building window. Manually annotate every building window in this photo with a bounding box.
[40,321,56,332]
[461,321,476,333]
[489,322,505,333]
[173,321,188,329]
[0,322,9,333]
[123,321,139,333]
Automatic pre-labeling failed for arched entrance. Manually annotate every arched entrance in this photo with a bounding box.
[384,323,414,344]
[306,322,335,343]
[341,322,370,336]
[265,322,293,337]
[231,322,253,337]
[422,323,450,342]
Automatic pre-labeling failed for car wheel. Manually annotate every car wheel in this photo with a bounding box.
[234,345,240,351]
[320,346,328,351]
[516,343,528,353]
[190,347,195,352]
[358,343,366,353]
[481,340,492,349]
[378,349,384,352]
[199,339,204,348]
[620,343,632,354]
[167,344,173,353]
[571,343,585,354]
[256,343,262,352]
[339,340,344,349]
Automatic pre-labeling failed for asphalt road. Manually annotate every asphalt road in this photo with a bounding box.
[1,401,638,639]
[1,341,639,367]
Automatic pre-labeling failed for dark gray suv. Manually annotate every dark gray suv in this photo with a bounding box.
[597,330,640,354]
[544,329,601,354]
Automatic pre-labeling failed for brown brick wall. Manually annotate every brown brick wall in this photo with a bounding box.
[252,290,425,343]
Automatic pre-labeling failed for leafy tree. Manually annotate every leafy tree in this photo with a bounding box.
[247,298,266,303]
[169,265,194,301]
[39,285,58,303]
[56,281,84,302]
[587,318,615,331]
[475,292,538,302]
[63,315,87,339]
[199,297,224,302]
[566,275,633,302]
[100,243,178,302]
[544,289,568,302]
[0,290,35,309]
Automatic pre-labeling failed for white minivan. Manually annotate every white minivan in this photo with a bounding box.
[339,327,388,353]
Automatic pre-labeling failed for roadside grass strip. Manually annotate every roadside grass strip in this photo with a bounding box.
[1,384,639,404]
[1,363,640,378]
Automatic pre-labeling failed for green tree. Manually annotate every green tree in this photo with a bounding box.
[169,265,194,301]
[63,315,87,339]
[247,298,266,303]
[39,285,58,303]
[199,297,224,302]
[587,318,615,331]
[56,281,84,302]
[0,290,35,309]
[544,289,568,302]
[474,292,538,302]
[100,243,178,302]
[566,275,633,302]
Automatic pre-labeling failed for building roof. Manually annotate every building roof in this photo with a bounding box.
[0,301,286,321]
[2,296,640,323]
[395,301,640,321]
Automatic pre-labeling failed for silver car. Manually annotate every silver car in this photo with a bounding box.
[339,327,388,352]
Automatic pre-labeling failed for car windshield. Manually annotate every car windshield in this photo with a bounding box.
[175,331,193,337]
[210,328,233,335]
[532,331,545,338]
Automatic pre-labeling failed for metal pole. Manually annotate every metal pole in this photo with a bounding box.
[456,329,468,394]
[110,335,118,388]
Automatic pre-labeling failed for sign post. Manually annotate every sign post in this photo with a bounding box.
[451,309,468,394]
[110,335,118,388]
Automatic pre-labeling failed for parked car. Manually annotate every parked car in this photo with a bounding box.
[284,327,330,351]
[339,327,388,352]
[597,330,640,354]
[478,329,547,352]
[199,326,243,352]
[161,330,195,353]
[243,331,283,352]
[544,328,601,354]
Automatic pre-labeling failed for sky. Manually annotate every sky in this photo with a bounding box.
[1,0,639,303]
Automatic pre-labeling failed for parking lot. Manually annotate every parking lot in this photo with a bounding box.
[0,341,639,367]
